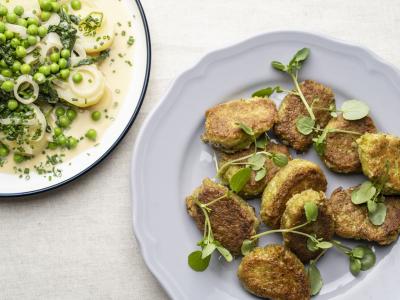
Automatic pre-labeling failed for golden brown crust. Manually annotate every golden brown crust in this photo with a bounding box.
[322,115,377,173]
[217,141,292,199]
[274,80,335,152]
[326,187,400,245]
[261,159,327,229]
[202,98,278,152]
[357,133,400,194]
[281,190,334,263]
[185,178,259,255]
[237,245,310,300]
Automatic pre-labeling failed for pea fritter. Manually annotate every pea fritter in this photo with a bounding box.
[202,97,278,153]
[321,115,377,173]
[281,189,334,263]
[217,141,291,199]
[237,245,310,300]
[327,187,400,245]
[274,80,335,152]
[261,159,327,228]
[357,133,400,194]
[186,178,259,256]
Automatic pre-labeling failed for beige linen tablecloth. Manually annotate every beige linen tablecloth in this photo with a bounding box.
[1,0,400,299]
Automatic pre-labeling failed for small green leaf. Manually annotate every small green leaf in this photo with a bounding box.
[241,239,256,256]
[251,86,283,98]
[350,257,362,276]
[271,61,286,72]
[216,246,233,262]
[316,241,333,249]
[368,203,387,226]
[296,116,315,135]
[255,168,267,182]
[248,153,266,171]
[341,100,369,121]
[359,246,376,271]
[307,237,319,252]
[351,181,376,205]
[307,262,323,296]
[188,250,211,272]
[256,135,268,149]
[304,202,319,222]
[272,153,289,167]
[201,243,216,259]
[351,246,365,259]
[229,167,252,193]
[236,122,254,136]
[291,48,310,64]
[367,199,377,213]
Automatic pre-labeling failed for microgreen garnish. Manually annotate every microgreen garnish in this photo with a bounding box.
[351,163,390,225]
[339,100,370,120]
[188,195,233,272]
[251,86,283,98]
[307,259,323,296]
[271,48,316,121]
[217,149,289,193]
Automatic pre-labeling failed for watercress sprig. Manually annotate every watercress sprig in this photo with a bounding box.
[351,162,390,226]
[188,194,233,272]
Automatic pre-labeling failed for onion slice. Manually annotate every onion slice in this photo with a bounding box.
[14,75,39,105]
[40,32,63,63]
[6,24,27,38]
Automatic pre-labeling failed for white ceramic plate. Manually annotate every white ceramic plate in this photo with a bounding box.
[0,0,151,197]
[132,31,400,300]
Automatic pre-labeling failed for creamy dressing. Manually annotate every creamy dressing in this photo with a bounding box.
[1,0,135,176]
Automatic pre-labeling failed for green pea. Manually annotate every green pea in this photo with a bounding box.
[39,65,51,76]
[7,99,18,110]
[4,30,14,40]
[50,51,60,62]
[56,135,67,147]
[0,22,5,33]
[6,13,18,24]
[61,49,70,59]
[50,63,60,73]
[71,0,82,10]
[60,69,70,80]
[14,5,24,16]
[1,69,12,77]
[17,18,28,27]
[16,46,27,58]
[21,39,30,48]
[27,24,38,35]
[51,2,60,12]
[27,17,39,26]
[38,26,47,38]
[0,145,9,157]
[91,111,101,121]
[12,61,22,72]
[13,153,25,164]
[40,0,53,12]
[66,109,77,121]
[1,81,14,92]
[0,5,8,17]
[0,60,7,68]
[0,33,6,44]
[85,129,97,141]
[58,115,70,128]
[53,127,63,136]
[33,72,46,84]
[72,72,83,83]
[67,137,78,149]
[20,64,31,75]
[55,107,65,117]
[27,35,38,46]
[40,11,51,22]
[10,38,20,48]
[58,58,67,69]
[47,142,58,150]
